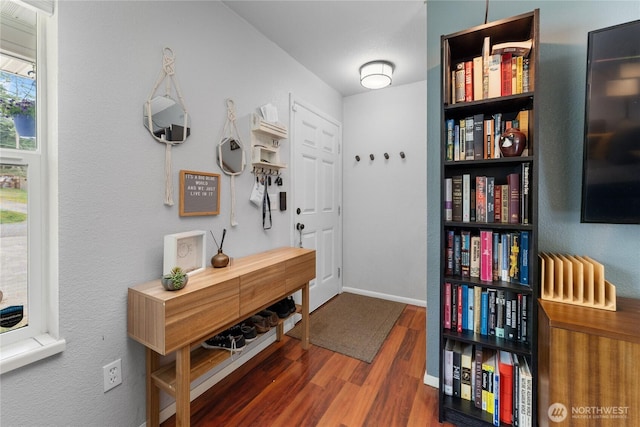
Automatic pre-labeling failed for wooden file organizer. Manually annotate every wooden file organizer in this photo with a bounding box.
[539,252,616,311]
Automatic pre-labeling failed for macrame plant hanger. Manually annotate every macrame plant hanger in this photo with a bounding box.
[220,99,246,227]
[145,47,190,206]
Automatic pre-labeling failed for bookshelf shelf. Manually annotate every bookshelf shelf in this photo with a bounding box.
[439,10,540,427]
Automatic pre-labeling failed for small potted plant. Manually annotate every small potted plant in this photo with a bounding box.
[0,97,36,138]
[161,266,189,291]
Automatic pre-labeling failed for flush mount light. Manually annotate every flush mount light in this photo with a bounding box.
[360,60,394,89]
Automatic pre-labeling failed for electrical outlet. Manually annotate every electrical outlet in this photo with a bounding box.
[103,359,122,392]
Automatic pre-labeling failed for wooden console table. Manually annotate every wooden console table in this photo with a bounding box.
[538,297,640,427]
[127,247,315,427]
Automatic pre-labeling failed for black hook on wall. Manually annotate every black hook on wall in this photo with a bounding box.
[370,154,375,161]
[400,151,406,159]
[355,155,361,162]
[384,153,390,159]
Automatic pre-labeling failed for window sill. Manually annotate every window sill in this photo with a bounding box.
[0,334,66,374]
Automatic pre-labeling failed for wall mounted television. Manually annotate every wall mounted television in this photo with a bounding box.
[581,19,640,224]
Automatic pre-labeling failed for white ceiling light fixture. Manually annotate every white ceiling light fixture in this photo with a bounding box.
[360,60,394,89]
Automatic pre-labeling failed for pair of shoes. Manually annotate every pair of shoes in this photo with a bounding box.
[202,333,245,352]
[245,315,270,333]
[258,310,279,326]
[241,323,257,342]
[269,298,296,318]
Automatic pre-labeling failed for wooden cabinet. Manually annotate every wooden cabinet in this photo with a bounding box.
[438,10,540,427]
[538,297,640,427]
[128,247,315,427]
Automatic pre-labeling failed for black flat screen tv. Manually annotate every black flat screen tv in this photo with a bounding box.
[581,19,640,224]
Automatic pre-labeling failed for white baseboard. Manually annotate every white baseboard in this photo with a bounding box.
[423,371,439,388]
[341,287,426,307]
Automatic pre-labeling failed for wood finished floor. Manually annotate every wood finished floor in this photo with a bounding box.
[161,305,455,427]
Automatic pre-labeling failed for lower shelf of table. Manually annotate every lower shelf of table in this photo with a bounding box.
[151,307,300,397]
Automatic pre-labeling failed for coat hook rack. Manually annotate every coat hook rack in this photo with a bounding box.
[370,154,375,161]
[400,151,406,159]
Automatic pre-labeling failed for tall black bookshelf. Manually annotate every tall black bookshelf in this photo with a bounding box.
[438,10,540,427]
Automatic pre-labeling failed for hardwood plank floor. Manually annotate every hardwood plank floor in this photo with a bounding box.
[161,305,456,427]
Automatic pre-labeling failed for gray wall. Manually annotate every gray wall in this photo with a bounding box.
[342,81,427,306]
[0,2,342,426]
[426,0,640,379]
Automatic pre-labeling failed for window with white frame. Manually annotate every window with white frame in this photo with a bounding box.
[0,0,63,374]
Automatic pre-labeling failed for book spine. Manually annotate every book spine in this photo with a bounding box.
[476,176,487,223]
[473,56,483,101]
[480,290,489,336]
[492,232,500,281]
[446,119,454,161]
[487,54,501,98]
[461,284,468,331]
[507,173,520,223]
[467,286,475,331]
[494,184,502,223]
[474,287,482,334]
[457,285,463,333]
[473,114,484,160]
[474,346,484,409]
[445,178,453,222]
[488,288,497,336]
[452,176,463,222]
[444,282,452,329]
[480,230,493,282]
[470,235,481,278]
[521,294,528,344]
[454,234,461,276]
[459,120,466,160]
[501,184,509,223]
[451,285,458,331]
[516,56,523,94]
[521,163,530,224]
[484,119,493,159]
[509,232,520,283]
[444,341,454,395]
[446,230,454,276]
[465,117,475,159]
[495,289,505,338]
[461,230,471,278]
[501,53,513,96]
[455,62,465,103]
[493,113,502,158]
[462,174,471,222]
[465,61,473,102]
[487,177,495,223]
[520,230,529,285]
[453,344,462,397]
[482,37,491,99]
[522,57,530,92]
[453,124,460,161]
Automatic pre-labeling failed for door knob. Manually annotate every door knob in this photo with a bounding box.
[296,223,305,231]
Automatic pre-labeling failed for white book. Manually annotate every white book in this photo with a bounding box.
[444,339,454,396]
[487,54,502,98]
[462,174,471,222]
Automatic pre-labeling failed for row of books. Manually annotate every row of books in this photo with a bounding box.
[443,341,533,427]
[444,283,530,343]
[450,38,532,104]
[444,110,529,161]
[445,162,531,225]
[445,229,530,285]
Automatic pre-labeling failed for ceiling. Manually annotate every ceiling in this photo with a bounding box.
[223,0,427,97]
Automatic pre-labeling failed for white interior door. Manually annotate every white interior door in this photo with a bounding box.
[291,97,342,312]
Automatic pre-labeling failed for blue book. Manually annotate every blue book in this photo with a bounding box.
[461,284,468,331]
[467,286,475,331]
[520,231,529,285]
[481,291,489,336]
[446,119,455,161]
[454,124,460,161]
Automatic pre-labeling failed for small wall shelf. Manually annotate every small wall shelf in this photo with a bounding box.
[251,113,288,175]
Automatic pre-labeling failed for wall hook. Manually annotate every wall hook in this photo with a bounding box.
[400,151,406,159]
[369,154,375,161]
[384,152,389,159]
[355,155,360,162]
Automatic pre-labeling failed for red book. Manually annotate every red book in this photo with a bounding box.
[501,53,513,96]
[444,282,452,329]
[507,173,520,224]
[476,176,487,222]
[465,61,473,102]
[499,351,514,424]
[480,230,493,282]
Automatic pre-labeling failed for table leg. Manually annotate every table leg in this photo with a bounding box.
[146,348,160,427]
[302,282,310,350]
[175,345,191,427]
